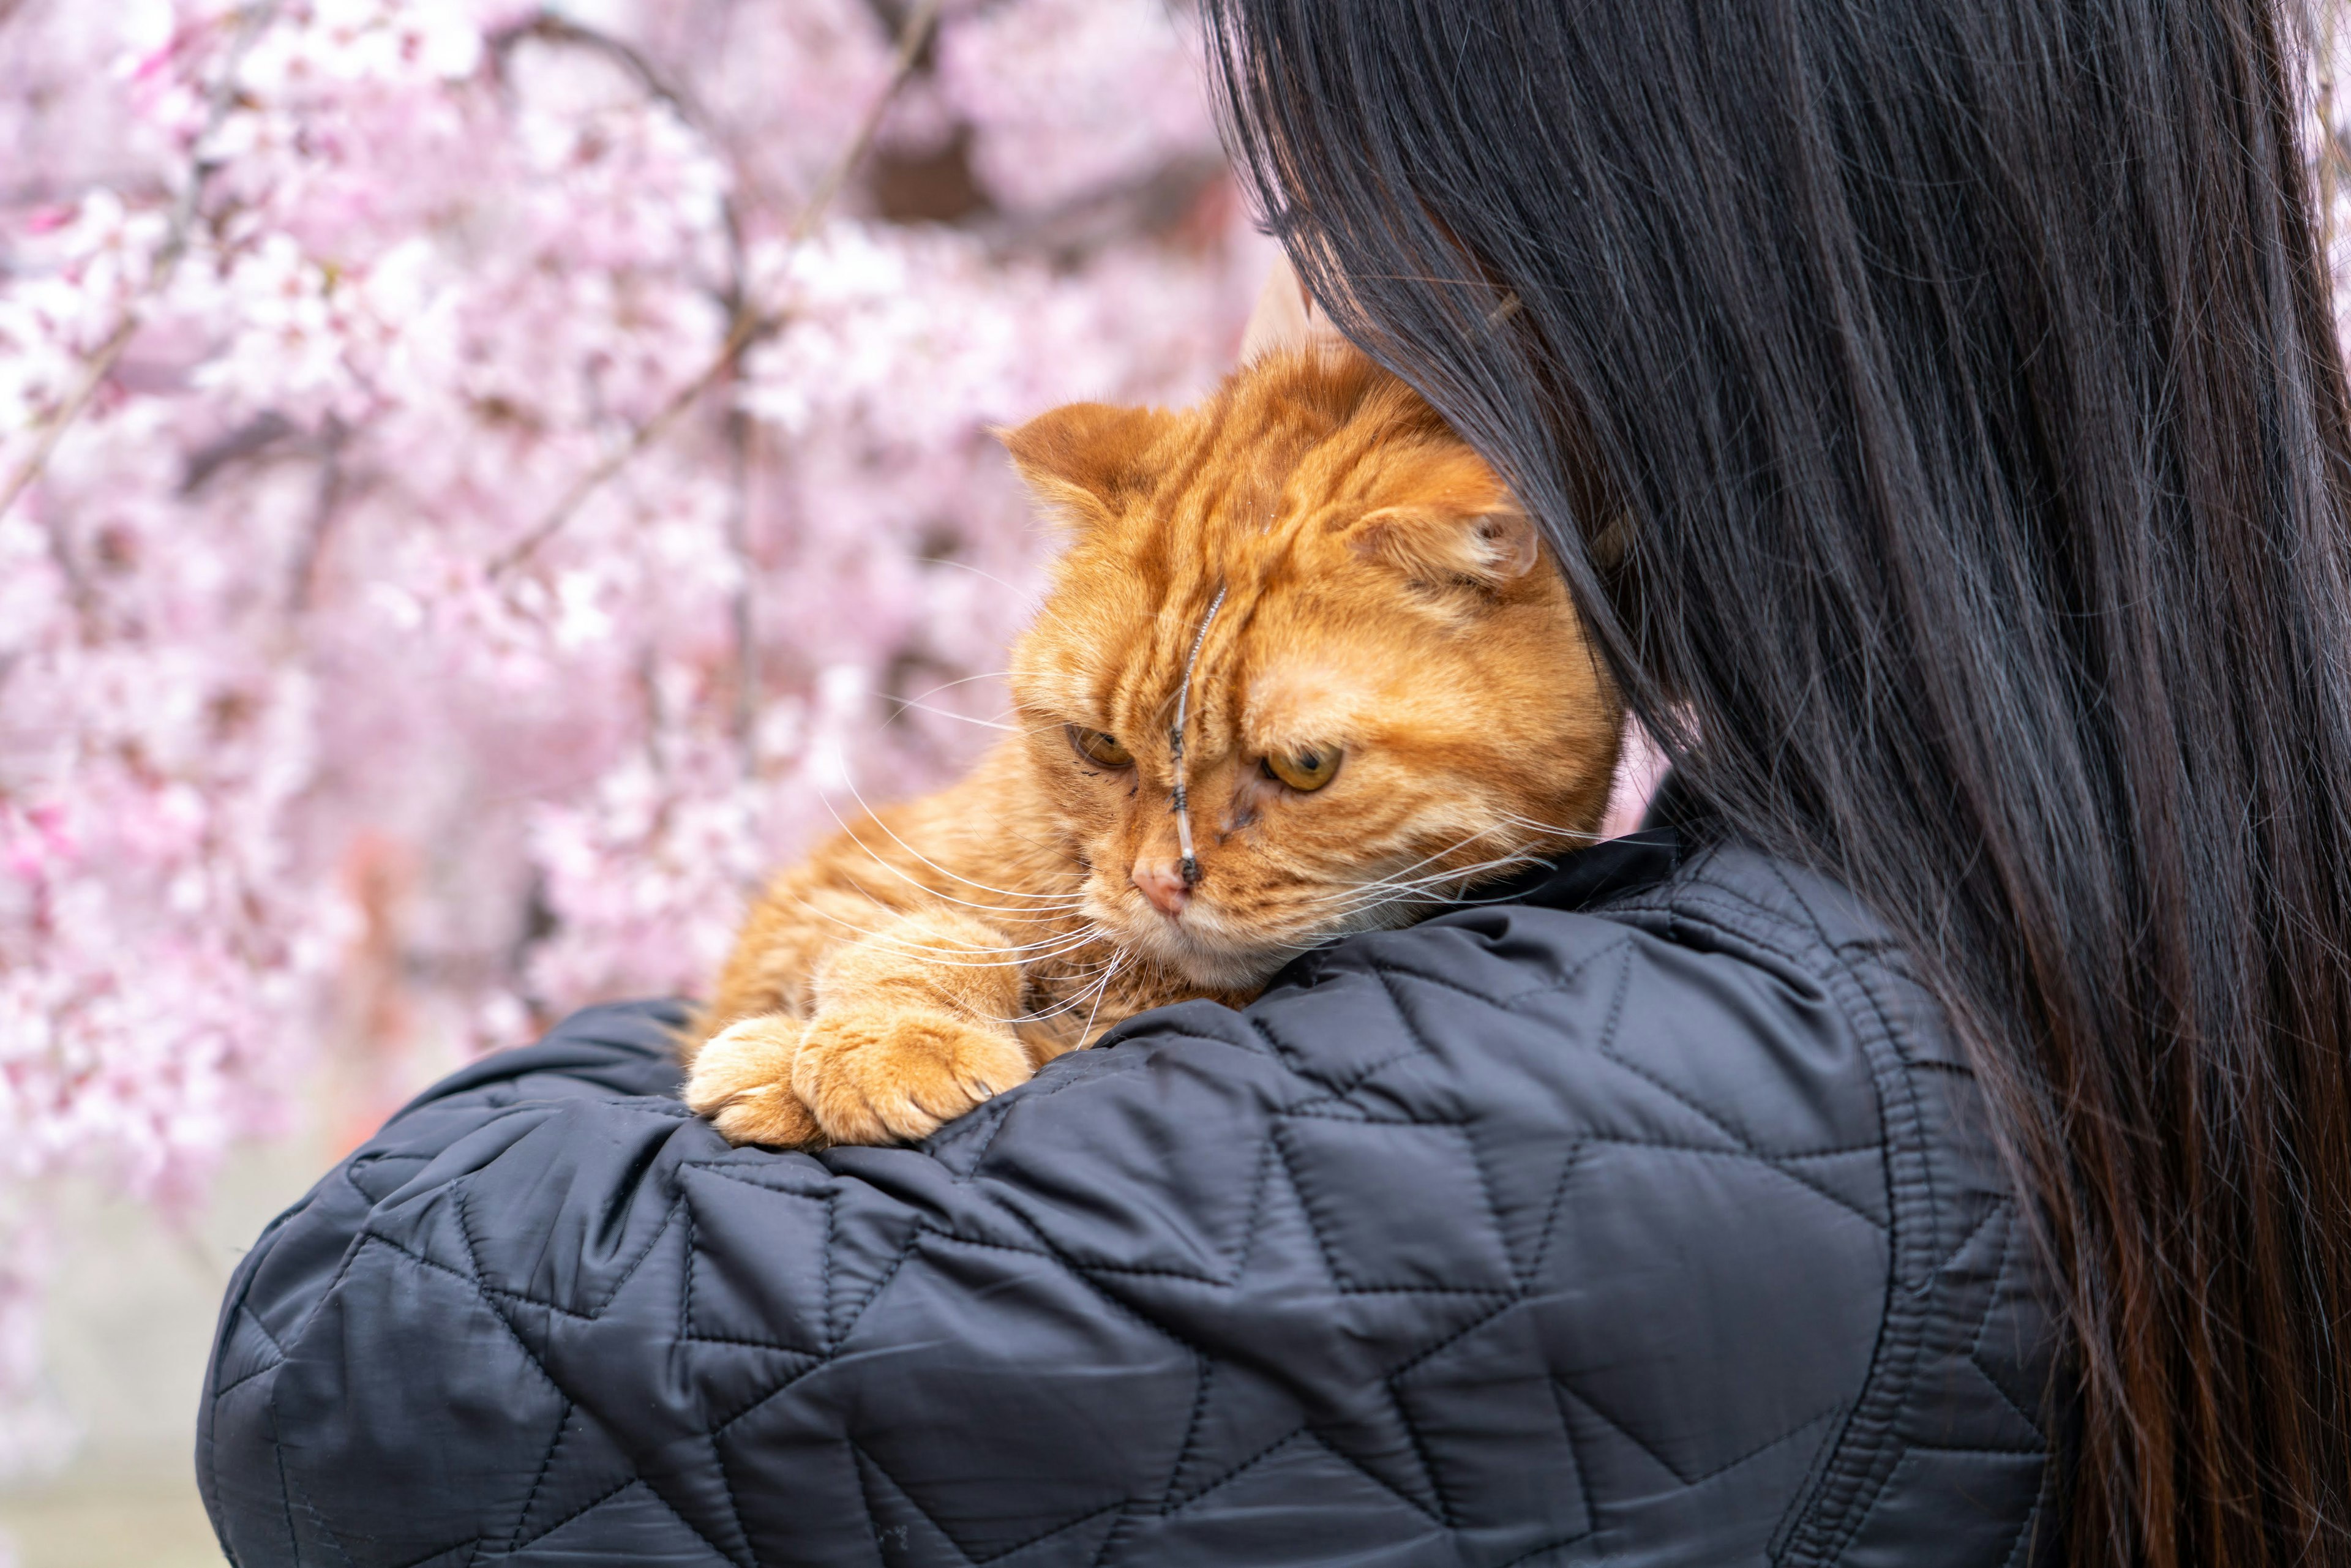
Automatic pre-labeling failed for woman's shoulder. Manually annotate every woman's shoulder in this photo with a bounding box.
[1357,829,2065,1564]
[1179,827,2060,1562]
[198,834,2061,1567]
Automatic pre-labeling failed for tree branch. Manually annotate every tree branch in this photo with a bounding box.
[722,405,758,764]
[0,2,282,539]
[485,12,749,299]
[288,418,350,614]
[975,152,1231,264]
[486,0,945,581]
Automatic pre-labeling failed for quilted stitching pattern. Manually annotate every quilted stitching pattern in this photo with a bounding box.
[197,839,2060,1567]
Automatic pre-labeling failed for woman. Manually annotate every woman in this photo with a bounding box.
[198,1,2351,1564]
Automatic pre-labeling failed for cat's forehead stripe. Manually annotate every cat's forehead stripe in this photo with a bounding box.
[1110,574,1228,759]
[1075,349,1485,759]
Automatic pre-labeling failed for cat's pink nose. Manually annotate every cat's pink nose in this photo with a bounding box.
[1131,859,1189,918]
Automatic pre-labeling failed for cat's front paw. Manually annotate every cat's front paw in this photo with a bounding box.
[685,1015,825,1148]
[792,1003,1032,1146]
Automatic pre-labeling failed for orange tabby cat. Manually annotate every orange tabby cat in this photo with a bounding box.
[683,345,1623,1148]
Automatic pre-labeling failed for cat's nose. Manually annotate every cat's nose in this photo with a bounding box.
[1131,858,1190,918]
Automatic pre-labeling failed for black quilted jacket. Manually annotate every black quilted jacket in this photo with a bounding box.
[198,825,2064,1566]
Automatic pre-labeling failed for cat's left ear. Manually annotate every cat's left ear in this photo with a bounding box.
[1344,446,1542,587]
[1350,464,1542,588]
[997,402,1176,529]
[1355,502,1541,585]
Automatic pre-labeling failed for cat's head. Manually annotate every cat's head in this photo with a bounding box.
[1002,345,1622,991]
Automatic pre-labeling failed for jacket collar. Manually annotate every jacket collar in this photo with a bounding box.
[1463,767,1696,915]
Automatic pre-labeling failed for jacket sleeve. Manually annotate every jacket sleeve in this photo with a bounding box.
[198,897,1919,1568]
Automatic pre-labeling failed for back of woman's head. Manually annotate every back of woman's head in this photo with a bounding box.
[1205,1,2351,1561]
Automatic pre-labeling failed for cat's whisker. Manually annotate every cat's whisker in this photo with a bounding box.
[842,909,1106,961]
[1496,811,1611,844]
[882,675,1116,741]
[999,971,1120,1028]
[1300,849,1555,923]
[1337,857,1550,905]
[986,947,1147,1030]
[880,669,1016,727]
[819,786,1090,908]
[1288,890,1457,939]
[858,929,1109,970]
[881,699,1022,733]
[1077,950,1126,1043]
[823,780,1062,902]
[1286,826,1532,914]
[899,668,1015,699]
[1219,842,1542,950]
[923,560,1093,643]
[1346,822,1523,885]
[1295,893,1439,932]
[1379,849,1553,888]
[775,885,1100,964]
[1381,832,1556,883]
[1212,854,1550,963]
[1018,949,1131,1031]
[830,858,1092,919]
[1318,887,1514,933]
[1034,956,1119,983]
[1010,716,1085,744]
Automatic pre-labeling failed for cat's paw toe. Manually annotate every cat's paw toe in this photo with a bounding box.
[685,1016,824,1148]
[792,1005,1033,1146]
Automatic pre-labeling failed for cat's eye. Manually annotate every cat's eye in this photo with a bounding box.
[1262,748,1341,792]
[1069,727,1134,768]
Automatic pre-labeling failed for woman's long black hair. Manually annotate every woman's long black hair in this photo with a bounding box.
[1205,1,2351,1562]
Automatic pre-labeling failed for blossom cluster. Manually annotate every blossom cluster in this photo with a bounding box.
[0,0,1265,1466]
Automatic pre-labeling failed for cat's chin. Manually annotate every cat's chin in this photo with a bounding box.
[1168,946,1288,993]
[1100,907,1289,994]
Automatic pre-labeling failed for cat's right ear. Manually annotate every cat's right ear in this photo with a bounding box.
[996,403,1174,530]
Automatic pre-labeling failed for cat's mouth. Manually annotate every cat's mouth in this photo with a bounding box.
[1095,890,1291,992]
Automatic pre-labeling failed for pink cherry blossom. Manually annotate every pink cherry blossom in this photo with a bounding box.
[0,0,1266,1461]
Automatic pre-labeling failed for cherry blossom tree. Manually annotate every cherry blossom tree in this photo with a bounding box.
[0,0,1267,1470]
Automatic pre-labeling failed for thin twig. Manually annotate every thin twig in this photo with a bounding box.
[722,405,758,765]
[487,0,945,580]
[782,0,947,252]
[0,1,282,535]
[288,418,349,613]
[485,13,748,293]
[483,308,769,578]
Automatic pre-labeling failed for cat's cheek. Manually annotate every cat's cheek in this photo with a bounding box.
[1220,777,1275,833]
